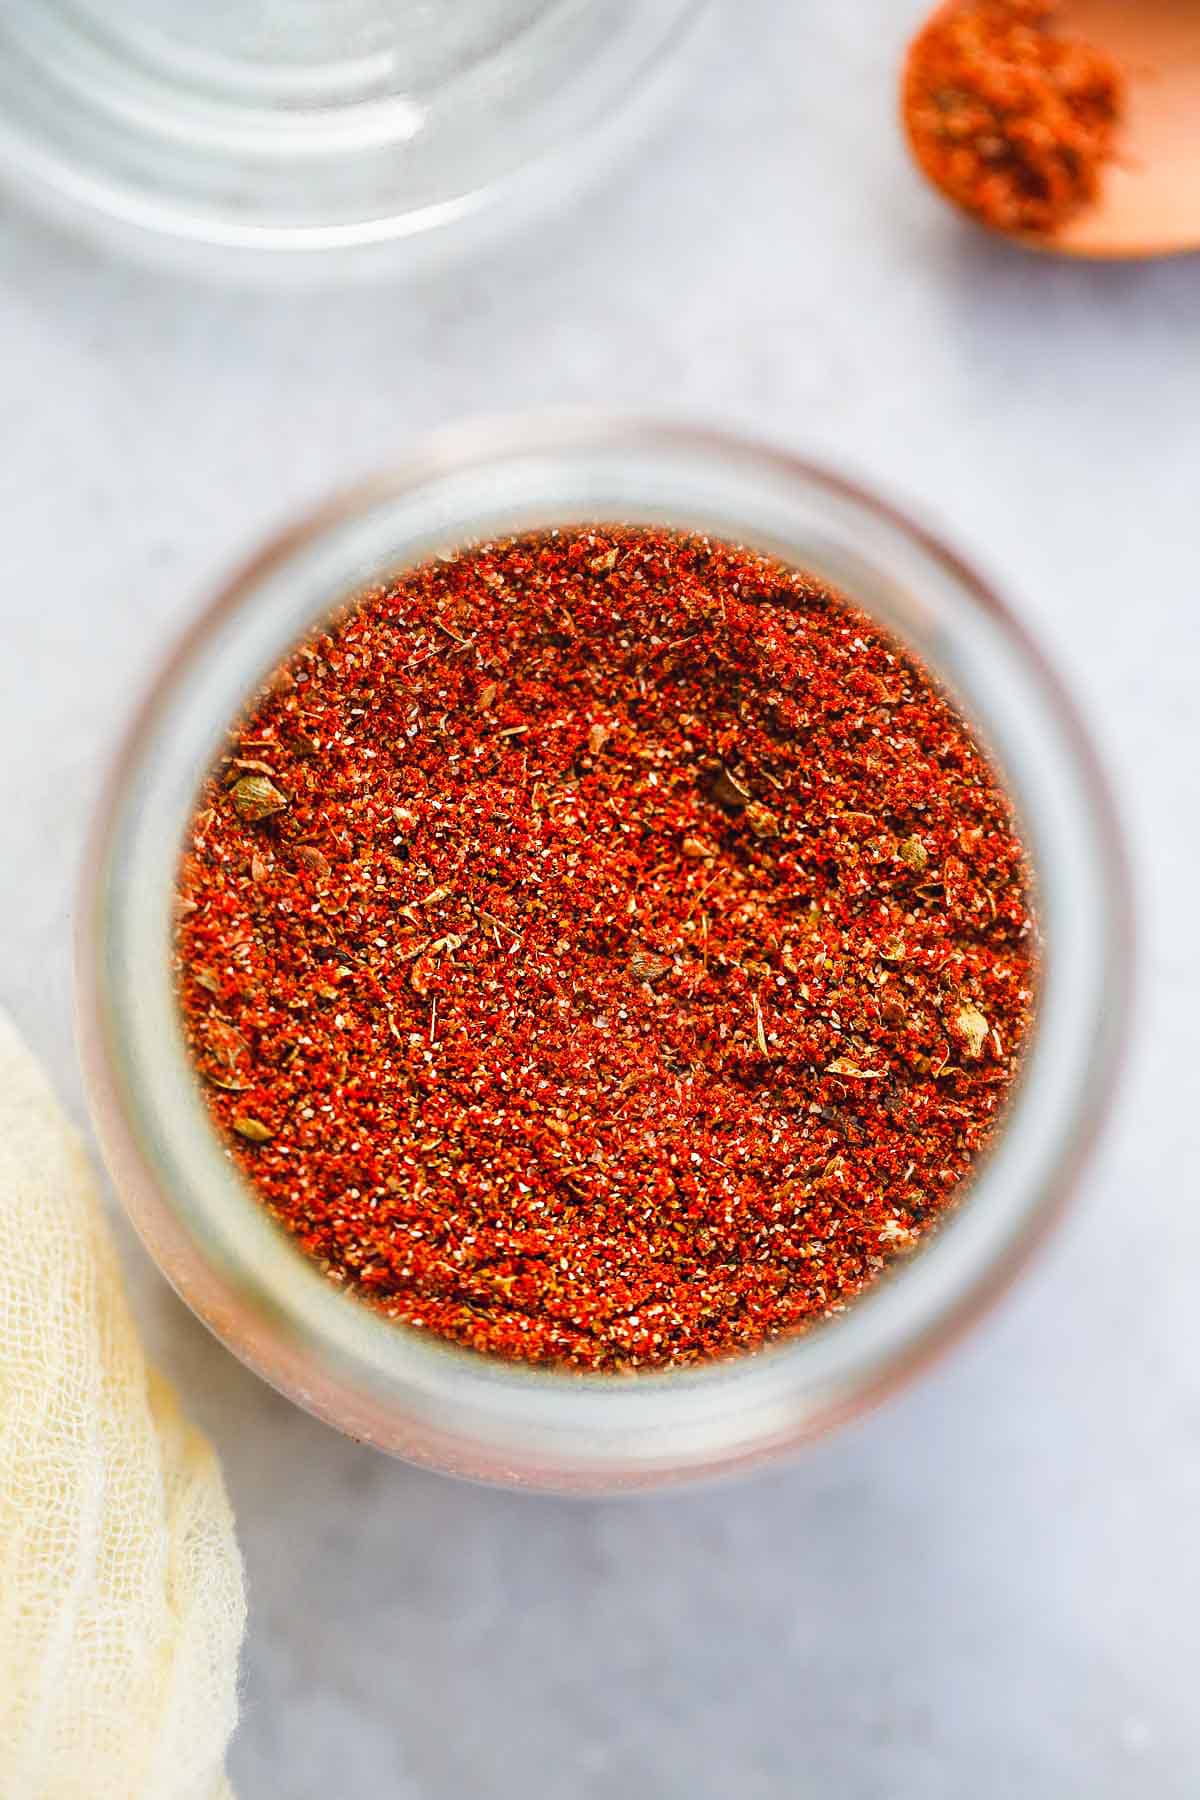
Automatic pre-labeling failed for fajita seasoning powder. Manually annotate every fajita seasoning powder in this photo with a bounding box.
[902,0,1124,237]
[176,528,1036,1371]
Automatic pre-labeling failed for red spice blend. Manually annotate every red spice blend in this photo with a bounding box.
[902,0,1124,237]
[176,528,1036,1371]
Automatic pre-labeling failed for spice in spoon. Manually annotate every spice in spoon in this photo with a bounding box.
[176,528,1036,1372]
[902,0,1124,237]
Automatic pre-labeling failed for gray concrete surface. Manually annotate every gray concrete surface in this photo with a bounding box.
[1,3,1197,1795]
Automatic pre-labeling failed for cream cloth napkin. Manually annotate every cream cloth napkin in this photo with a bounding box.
[0,1009,245,1798]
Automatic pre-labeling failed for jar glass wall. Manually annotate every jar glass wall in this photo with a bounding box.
[76,418,1130,1491]
[0,2,704,277]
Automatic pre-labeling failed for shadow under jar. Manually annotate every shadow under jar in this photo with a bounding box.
[77,418,1129,1492]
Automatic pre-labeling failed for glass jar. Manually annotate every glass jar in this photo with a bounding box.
[77,417,1130,1491]
[0,1,703,278]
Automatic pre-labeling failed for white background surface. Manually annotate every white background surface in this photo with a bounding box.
[2,4,1198,1795]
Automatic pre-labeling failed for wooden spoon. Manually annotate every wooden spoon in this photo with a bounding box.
[905,0,1200,259]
